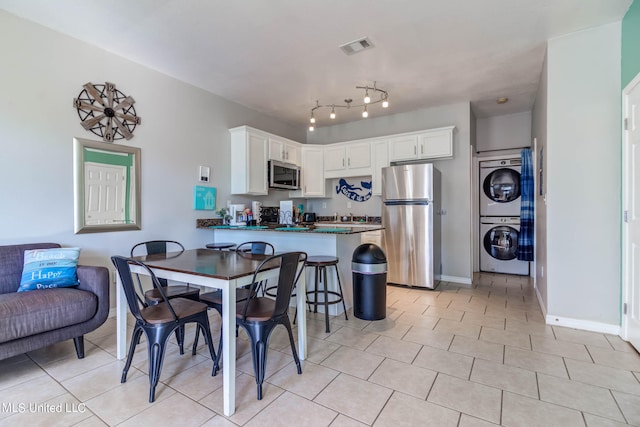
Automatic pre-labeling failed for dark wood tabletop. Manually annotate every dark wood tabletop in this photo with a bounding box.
[132,248,275,280]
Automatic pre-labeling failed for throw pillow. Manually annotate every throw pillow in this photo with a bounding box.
[17,247,81,292]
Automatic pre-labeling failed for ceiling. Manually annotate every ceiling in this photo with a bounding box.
[0,0,632,130]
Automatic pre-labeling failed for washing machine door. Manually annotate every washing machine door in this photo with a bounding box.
[483,225,519,261]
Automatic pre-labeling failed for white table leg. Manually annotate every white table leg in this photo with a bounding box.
[296,266,307,360]
[116,274,127,360]
[222,280,237,416]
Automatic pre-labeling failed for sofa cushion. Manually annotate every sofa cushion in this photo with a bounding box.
[0,288,97,343]
[0,243,60,295]
[17,248,80,292]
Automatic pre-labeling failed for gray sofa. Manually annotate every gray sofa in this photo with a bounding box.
[0,243,110,360]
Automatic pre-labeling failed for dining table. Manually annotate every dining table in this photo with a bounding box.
[114,248,307,416]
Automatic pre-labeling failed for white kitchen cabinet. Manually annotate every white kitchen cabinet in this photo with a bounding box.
[229,126,268,195]
[289,145,327,198]
[324,146,346,173]
[371,140,389,196]
[269,136,300,165]
[324,142,372,178]
[361,229,382,246]
[388,126,454,162]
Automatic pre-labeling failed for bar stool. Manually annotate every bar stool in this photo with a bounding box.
[205,242,236,250]
[305,256,348,333]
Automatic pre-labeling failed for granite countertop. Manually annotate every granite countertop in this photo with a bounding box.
[196,218,383,234]
[196,219,382,234]
[207,224,383,234]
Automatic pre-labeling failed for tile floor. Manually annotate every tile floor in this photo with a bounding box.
[2,273,640,426]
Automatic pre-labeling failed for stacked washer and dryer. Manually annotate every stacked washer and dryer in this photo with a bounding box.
[479,158,530,275]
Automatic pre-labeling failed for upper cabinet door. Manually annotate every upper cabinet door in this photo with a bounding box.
[324,146,346,172]
[419,127,454,159]
[389,135,419,162]
[324,142,373,178]
[268,136,301,165]
[371,140,389,196]
[300,146,325,197]
[268,137,285,161]
[389,127,454,162]
[230,126,268,195]
[346,143,371,170]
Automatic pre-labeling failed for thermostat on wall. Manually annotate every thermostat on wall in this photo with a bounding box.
[199,166,210,183]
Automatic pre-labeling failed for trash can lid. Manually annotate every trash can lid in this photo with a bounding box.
[352,244,387,264]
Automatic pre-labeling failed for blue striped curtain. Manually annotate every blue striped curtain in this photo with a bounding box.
[518,148,534,261]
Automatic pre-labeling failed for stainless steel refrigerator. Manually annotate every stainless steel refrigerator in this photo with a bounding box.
[381,163,441,289]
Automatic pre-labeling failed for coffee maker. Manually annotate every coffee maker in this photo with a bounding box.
[229,204,246,226]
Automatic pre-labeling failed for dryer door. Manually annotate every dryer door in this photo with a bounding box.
[483,225,519,261]
[480,166,521,216]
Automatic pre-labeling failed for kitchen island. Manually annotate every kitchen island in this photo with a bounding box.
[201,223,384,316]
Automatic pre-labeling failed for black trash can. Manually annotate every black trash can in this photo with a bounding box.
[352,244,387,320]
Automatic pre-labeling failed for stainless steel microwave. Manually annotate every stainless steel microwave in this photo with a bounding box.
[268,160,300,190]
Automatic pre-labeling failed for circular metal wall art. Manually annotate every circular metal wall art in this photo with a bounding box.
[73,82,141,142]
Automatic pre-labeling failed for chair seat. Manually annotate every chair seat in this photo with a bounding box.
[200,288,253,306]
[141,298,209,324]
[236,297,276,321]
[306,256,339,266]
[205,242,237,250]
[144,285,200,303]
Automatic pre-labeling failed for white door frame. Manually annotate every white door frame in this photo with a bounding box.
[621,71,640,343]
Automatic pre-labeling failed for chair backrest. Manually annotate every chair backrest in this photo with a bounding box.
[111,256,179,322]
[239,252,307,320]
[235,241,275,255]
[130,240,185,257]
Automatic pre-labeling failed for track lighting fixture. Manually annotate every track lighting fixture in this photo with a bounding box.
[308,81,389,129]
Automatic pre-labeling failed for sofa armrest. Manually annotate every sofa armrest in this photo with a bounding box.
[76,265,110,312]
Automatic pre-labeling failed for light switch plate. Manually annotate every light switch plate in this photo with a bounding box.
[198,165,210,182]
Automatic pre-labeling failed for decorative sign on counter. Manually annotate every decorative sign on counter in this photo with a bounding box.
[194,186,216,210]
[336,178,372,202]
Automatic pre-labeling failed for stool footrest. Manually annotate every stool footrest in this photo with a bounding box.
[305,290,343,305]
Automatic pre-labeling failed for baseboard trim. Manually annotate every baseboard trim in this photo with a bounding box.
[545,314,621,335]
[439,275,473,286]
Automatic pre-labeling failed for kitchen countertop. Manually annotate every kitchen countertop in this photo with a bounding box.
[206,223,383,234]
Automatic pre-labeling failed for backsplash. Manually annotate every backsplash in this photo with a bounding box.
[317,215,381,224]
[306,177,382,218]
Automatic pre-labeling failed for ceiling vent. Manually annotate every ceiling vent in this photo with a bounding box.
[339,37,375,55]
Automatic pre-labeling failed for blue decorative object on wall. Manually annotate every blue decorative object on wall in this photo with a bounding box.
[336,178,372,202]
[194,186,216,210]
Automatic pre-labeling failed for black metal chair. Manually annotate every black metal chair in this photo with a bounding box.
[131,240,200,354]
[111,256,218,403]
[196,241,275,363]
[236,251,307,400]
[236,241,275,295]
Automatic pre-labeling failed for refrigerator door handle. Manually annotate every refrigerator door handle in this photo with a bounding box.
[384,200,430,206]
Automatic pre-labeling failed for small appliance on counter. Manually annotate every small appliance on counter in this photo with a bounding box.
[229,204,246,226]
[302,212,316,224]
[259,206,279,224]
[279,200,294,225]
[252,201,262,224]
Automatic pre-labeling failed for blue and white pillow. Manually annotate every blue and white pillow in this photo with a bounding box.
[17,248,81,292]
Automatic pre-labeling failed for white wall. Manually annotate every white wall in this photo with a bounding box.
[476,111,532,154]
[532,50,549,314]
[0,11,302,305]
[306,103,474,283]
[545,22,621,327]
